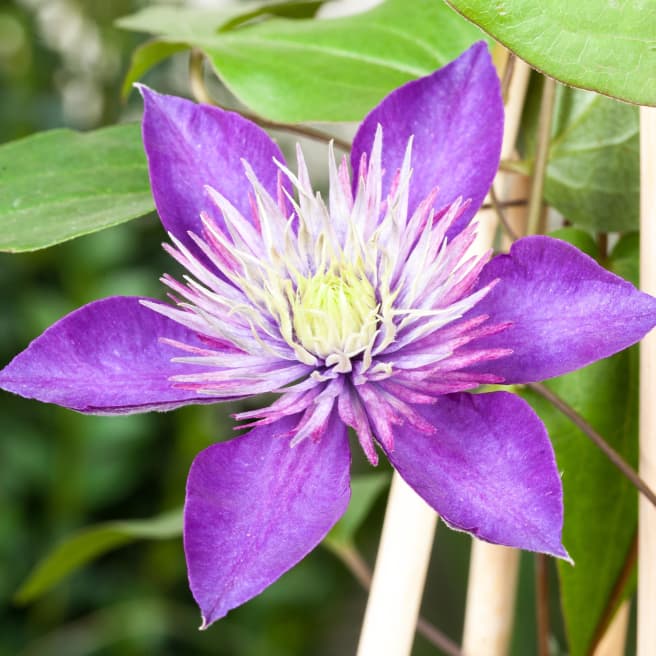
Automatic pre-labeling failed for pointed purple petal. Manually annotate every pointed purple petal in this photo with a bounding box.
[140,86,288,250]
[0,297,226,413]
[383,392,567,558]
[184,412,350,626]
[351,42,503,230]
[469,236,656,384]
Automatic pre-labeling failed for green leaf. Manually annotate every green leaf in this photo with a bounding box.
[0,124,154,252]
[522,83,639,232]
[121,40,189,101]
[609,232,639,287]
[15,508,182,604]
[116,1,323,37]
[445,0,656,105]
[217,0,324,30]
[547,227,597,259]
[119,0,485,122]
[324,472,390,550]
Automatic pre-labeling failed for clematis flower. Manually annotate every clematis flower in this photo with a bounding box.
[2,42,656,627]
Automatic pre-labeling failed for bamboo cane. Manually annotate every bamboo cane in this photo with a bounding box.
[593,600,630,656]
[461,57,531,656]
[638,105,656,656]
[355,473,438,656]
[462,544,521,655]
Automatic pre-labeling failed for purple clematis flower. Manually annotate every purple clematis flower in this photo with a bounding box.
[2,42,656,627]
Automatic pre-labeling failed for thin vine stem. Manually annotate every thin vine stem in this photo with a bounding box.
[590,532,637,652]
[331,544,462,656]
[527,382,656,508]
[189,49,352,151]
[526,77,556,235]
[535,554,550,656]
[499,160,529,174]
[233,107,352,152]
[489,185,520,242]
[189,48,214,105]
[500,52,516,103]
[481,198,527,212]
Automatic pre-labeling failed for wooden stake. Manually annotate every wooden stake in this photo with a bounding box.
[356,473,438,656]
[462,545,520,655]
[638,105,656,656]
[462,56,530,656]
[594,600,630,656]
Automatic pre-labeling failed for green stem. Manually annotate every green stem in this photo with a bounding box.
[500,52,516,103]
[189,48,214,105]
[526,77,556,235]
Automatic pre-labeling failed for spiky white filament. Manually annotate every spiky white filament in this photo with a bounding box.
[144,126,504,449]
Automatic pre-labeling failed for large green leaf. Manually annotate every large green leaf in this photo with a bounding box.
[118,0,485,122]
[15,508,182,604]
[118,0,324,101]
[518,231,639,656]
[0,124,154,252]
[521,83,639,232]
[445,0,656,105]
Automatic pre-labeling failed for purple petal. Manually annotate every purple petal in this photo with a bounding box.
[469,236,656,384]
[351,42,503,230]
[184,412,350,626]
[383,391,567,558]
[140,86,288,251]
[0,296,226,413]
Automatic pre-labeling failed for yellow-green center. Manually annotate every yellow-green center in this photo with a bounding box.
[292,265,379,360]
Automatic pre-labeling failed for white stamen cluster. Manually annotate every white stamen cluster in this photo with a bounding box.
[142,126,494,400]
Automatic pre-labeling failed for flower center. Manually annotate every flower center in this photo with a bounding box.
[291,264,379,361]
